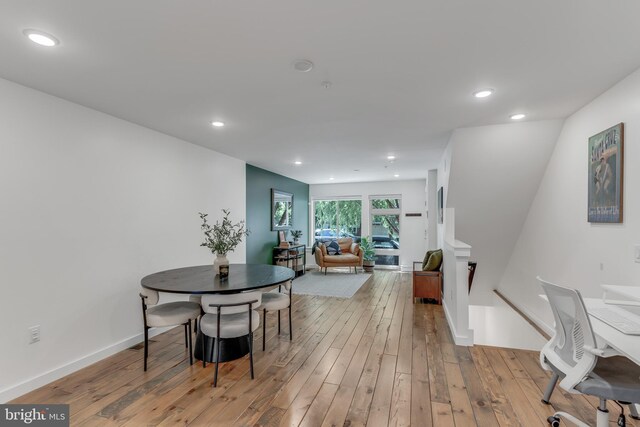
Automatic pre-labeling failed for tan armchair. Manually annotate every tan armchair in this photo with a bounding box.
[314,237,364,274]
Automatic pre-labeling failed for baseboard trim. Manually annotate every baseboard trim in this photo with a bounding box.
[495,288,554,338]
[0,326,173,404]
[442,300,474,346]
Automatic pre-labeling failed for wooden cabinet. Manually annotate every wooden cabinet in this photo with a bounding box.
[412,265,442,304]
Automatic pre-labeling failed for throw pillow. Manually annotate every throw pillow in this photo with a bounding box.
[325,240,342,255]
[423,249,443,271]
[422,250,436,270]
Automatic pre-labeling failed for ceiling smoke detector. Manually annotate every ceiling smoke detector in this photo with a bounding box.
[321,81,332,89]
[293,59,314,73]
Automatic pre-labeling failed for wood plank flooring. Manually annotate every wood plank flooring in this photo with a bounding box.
[12,270,639,426]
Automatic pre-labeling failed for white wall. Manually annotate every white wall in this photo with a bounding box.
[0,78,246,402]
[499,67,640,330]
[444,120,563,304]
[309,180,427,270]
[426,170,438,250]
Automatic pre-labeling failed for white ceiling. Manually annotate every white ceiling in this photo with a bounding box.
[1,0,640,184]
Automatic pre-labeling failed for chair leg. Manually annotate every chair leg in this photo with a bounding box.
[143,327,149,372]
[213,313,221,387]
[202,336,207,368]
[263,309,267,351]
[214,336,221,387]
[194,317,198,334]
[354,266,357,274]
[278,310,281,335]
[325,267,327,275]
[249,332,255,380]
[289,305,293,340]
[188,320,193,366]
[541,373,560,404]
[184,323,188,348]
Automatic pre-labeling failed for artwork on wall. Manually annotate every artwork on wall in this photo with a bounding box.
[271,189,293,230]
[588,123,624,223]
[437,187,444,224]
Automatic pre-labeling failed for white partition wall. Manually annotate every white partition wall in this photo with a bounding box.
[0,77,246,402]
[441,208,474,346]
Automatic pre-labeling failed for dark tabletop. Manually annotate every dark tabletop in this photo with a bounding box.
[140,264,295,294]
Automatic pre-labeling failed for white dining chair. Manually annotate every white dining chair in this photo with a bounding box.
[139,288,201,371]
[200,291,262,387]
[260,280,293,351]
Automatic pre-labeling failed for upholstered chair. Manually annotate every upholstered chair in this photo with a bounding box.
[314,237,363,274]
[139,288,201,371]
[260,280,293,351]
[200,291,262,387]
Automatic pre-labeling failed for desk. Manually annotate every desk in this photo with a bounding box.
[141,264,295,362]
[583,298,640,366]
[541,293,640,366]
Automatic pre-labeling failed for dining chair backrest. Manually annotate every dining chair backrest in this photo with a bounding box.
[140,287,160,306]
[201,291,262,315]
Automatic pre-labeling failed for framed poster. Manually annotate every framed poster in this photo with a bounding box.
[588,123,624,223]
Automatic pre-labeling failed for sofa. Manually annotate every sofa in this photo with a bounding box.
[314,237,364,274]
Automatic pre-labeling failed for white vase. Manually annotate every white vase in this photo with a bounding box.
[213,254,229,274]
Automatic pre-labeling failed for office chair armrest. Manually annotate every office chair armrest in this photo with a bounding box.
[583,345,620,358]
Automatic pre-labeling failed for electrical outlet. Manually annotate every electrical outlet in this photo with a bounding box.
[28,325,40,344]
[635,245,640,263]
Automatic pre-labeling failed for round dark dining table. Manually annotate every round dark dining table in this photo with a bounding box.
[141,264,295,362]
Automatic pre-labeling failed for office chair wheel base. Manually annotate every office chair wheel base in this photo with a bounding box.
[547,416,560,427]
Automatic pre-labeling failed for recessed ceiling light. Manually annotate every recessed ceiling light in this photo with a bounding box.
[23,29,59,47]
[294,161,302,165]
[329,177,334,181]
[510,113,526,120]
[394,174,400,178]
[387,155,396,160]
[293,59,314,73]
[211,121,225,127]
[473,89,494,98]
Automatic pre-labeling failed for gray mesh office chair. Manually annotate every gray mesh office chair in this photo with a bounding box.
[538,277,640,426]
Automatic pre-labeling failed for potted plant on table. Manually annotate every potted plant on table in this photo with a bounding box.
[359,236,376,272]
[290,230,303,245]
[199,210,250,276]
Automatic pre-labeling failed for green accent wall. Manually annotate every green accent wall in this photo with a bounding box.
[246,164,309,264]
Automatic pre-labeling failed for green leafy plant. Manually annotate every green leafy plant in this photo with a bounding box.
[199,210,249,255]
[359,236,376,261]
[290,230,303,239]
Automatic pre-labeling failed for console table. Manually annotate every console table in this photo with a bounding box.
[273,244,306,277]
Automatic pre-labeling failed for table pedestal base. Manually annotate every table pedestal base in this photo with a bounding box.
[193,331,251,363]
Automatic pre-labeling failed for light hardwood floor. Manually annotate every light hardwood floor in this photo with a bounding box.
[12,271,638,426]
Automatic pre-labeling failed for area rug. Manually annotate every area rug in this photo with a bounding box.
[291,268,372,299]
